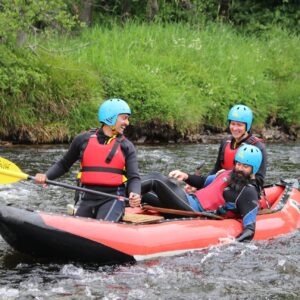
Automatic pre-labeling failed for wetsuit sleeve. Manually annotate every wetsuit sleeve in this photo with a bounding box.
[235,186,259,242]
[121,139,141,195]
[184,174,206,189]
[45,133,89,180]
[208,139,226,175]
[253,141,267,189]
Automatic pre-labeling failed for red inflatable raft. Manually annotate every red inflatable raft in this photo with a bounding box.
[0,181,299,264]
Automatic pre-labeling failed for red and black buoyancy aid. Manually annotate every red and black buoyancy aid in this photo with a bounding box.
[221,135,261,170]
[194,170,231,211]
[80,133,126,186]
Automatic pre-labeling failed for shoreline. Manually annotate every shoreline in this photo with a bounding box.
[0,126,298,146]
[128,124,299,144]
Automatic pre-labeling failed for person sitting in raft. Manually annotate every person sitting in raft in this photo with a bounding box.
[208,104,267,190]
[35,98,141,221]
[141,144,263,243]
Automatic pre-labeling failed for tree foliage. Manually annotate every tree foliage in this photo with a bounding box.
[230,0,300,33]
[0,0,78,46]
[75,0,299,34]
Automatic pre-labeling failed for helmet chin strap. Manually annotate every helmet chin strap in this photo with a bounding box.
[241,131,249,139]
[110,125,118,135]
[102,124,117,137]
[235,131,249,143]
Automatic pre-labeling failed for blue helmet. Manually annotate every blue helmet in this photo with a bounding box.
[235,144,263,175]
[98,98,131,126]
[228,105,253,132]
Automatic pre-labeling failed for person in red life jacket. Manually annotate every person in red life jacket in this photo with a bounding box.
[34,98,141,221]
[209,104,267,190]
[141,144,263,243]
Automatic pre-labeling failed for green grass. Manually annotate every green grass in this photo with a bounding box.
[1,22,299,142]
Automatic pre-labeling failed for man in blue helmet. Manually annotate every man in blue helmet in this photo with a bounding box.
[209,104,267,189]
[141,144,263,242]
[35,99,141,221]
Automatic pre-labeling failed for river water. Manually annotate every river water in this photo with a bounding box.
[0,142,299,299]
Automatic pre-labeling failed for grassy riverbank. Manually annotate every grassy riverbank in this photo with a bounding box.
[1,22,299,143]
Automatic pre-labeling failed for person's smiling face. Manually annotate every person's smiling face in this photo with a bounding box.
[235,161,252,176]
[229,120,247,141]
[114,114,130,135]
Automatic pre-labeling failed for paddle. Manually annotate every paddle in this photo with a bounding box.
[195,160,205,175]
[0,156,222,220]
[0,157,129,201]
[142,204,224,220]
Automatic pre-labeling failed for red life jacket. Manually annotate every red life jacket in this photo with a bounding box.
[221,142,237,169]
[194,170,231,211]
[80,134,126,186]
[221,135,261,169]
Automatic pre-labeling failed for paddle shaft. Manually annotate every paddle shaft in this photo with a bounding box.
[0,165,129,201]
[30,176,222,219]
[142,204,224,220]
[195,160,205,175]
[29,175,129,201]
[0,158,220,217]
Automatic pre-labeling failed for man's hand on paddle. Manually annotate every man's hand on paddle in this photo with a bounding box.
[129,192,141,207]
[35,173,48,187]
[169,170,188,181]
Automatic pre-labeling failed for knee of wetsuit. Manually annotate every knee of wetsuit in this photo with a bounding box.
[141,172,161,182]
[142,192,161,206]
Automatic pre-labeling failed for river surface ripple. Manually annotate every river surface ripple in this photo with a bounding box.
[0,143,299,299]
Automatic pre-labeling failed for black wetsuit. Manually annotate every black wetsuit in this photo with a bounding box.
[209,134,267,189]
[45,128,141,221]
[141,172,259,242]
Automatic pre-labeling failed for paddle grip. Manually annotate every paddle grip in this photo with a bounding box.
[29,175,129,202]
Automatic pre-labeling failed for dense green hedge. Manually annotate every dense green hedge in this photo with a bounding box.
[0,23,299,142]
[0,44,101,142]
[90,0,300,34]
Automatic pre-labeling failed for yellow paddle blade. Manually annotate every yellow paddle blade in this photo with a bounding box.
[0,157,29,184]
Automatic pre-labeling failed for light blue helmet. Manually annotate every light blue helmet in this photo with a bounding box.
[98,98,131,126]
[228,105,253,132]
[235,144,263,175]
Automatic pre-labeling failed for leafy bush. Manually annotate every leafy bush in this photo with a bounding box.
[0,44,101,142]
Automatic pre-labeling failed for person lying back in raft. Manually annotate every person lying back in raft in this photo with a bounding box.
[141,144,263,243]
[35,98,141,221]
[208,104,267,190]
